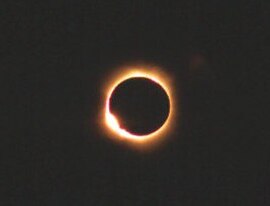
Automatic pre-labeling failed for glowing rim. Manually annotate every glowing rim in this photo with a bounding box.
[104,69,174,142]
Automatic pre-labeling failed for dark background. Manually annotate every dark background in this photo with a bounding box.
[2,1,269,205]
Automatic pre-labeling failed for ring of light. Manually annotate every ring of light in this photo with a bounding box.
[104,69,174,142]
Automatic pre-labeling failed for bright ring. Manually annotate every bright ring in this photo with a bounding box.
[102,67,176,143]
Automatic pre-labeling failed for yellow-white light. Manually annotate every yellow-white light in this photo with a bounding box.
[101,66,176,145]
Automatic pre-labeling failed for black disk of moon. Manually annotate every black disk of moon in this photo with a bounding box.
[109,77,170,136]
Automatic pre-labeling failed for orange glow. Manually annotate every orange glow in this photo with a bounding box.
[101,66,177,147]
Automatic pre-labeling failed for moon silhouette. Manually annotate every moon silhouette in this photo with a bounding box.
[109,77,170,135]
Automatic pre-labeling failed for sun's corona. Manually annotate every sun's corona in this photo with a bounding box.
[102,67,175,144]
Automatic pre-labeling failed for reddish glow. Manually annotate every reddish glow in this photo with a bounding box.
[100,66,177,146]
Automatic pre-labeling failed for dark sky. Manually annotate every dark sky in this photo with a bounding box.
[2,1,269,205]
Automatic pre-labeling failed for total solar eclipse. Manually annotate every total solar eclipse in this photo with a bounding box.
[103,69,175,143]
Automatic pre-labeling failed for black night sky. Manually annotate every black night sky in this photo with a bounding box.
[2,1,269,205]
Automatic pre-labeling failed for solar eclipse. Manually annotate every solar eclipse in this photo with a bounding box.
[101,67,176,146]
